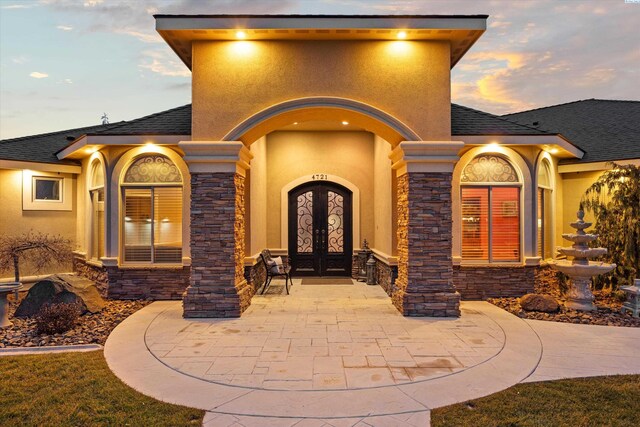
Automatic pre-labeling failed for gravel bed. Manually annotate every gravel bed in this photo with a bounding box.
[1,294,150,348]
[489,293,640,328]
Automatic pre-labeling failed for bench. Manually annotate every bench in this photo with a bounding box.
[259,249,292,295]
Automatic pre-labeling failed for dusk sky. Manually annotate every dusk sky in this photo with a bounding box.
[1,0,638,140]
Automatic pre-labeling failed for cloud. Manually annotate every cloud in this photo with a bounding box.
[29,72,49,79]
[56,25,73,31]
[139,49,190,77]
[12,56,28,64]
[1,4,33,9]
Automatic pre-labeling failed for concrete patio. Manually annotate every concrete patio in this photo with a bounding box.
[105,279,640,426]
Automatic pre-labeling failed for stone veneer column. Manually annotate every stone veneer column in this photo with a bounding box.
[390,141,464,317]
[179,141,254,318]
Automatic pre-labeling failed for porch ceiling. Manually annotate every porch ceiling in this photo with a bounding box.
[155,14,487,69]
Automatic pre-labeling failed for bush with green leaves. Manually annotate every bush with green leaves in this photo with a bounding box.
[582,162,640,290]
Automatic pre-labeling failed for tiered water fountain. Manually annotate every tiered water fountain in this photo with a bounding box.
[551,210,616,311]
[0,282,22,328]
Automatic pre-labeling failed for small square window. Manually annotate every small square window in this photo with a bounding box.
[33,177,62,202]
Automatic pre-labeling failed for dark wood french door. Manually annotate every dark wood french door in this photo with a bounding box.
[288,182,352,276]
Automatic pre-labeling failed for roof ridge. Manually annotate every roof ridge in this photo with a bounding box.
[0,122,122,144]
[502,99,599,116]
[452,103,552,134]
[501,98,640,116]
[95,104,192,133]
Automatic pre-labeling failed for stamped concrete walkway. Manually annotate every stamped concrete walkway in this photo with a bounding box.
[104,280,640,426]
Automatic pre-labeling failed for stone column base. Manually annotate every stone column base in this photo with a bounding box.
[393,290,461,317]
[183,280,248,318]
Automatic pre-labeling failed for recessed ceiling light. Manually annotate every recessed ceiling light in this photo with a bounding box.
[397,31,407,39]
[549,148,559,154]
[235,30,246,39]
[342,121,349,125]
[293,122,298,125]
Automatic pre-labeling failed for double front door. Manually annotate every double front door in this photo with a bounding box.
[288,182,352,276]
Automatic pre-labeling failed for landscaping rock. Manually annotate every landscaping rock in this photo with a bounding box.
[14,274,105,318]
[519,294,559,313]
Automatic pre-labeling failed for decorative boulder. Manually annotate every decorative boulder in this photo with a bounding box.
[519,293,559,313]
[14,274,106,318]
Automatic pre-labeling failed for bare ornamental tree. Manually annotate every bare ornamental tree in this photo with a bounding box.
[0,232,73,283]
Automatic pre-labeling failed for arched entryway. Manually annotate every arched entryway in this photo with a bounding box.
[180,97,464,319]
[288,181,353,277]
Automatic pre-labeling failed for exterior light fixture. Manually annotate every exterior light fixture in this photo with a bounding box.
[236,30,246,39]
[342,121,349,125]
[397,31,407,39]
[549,148,559,154]
[488,142,500,149]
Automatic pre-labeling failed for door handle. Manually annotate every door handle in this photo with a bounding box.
[321,229,326,249]
[315,229,320,248]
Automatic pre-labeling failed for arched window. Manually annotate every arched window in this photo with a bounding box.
[537,159,553,259]
[122,155,183,264]
[461,154,521,262]
[89,160,105,261]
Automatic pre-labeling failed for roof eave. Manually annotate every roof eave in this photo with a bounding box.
[155,14,487,70]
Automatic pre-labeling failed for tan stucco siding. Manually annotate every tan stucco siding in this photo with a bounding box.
[265,131,375,249]
[0,169,77,277]
[249,136,268,256]
[559,170,603,237]
[373,135,394,256]
[192,40,451,142]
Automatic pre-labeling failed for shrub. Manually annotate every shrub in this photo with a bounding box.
[35,302,80,335]
[582,162,640,290]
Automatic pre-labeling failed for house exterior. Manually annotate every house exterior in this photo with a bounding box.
[1,15,638,318]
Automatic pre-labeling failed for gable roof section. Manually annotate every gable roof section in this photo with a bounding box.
[451,103,551,136]
[503,99,640,164]
[0,103,562,165]
[93,104,191,135]
[0,123,118,165]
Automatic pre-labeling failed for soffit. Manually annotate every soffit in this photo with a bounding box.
[155,15,487,69]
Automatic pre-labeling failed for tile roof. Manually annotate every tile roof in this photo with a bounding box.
[0,103,556,165]
[503,99,640,164]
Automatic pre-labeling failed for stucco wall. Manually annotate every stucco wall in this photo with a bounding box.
[265,131,375,249]
[559,170,602,234]
[373,135,394,256]
[0,169,77,277]
[192,40,451,142]
[249,136,268,256]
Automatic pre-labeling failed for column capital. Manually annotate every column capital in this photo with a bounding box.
[390,141,465,175]
[178,141,253,176]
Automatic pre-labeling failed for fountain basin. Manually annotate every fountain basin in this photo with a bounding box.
[557,247,608,259]
[0,282,23,328]
[569,221,592,230]
[552,260,616,277]
[561,233,599,244]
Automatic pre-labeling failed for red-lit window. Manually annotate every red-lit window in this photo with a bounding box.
[461,155,521,263]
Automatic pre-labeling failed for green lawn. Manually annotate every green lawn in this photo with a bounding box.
[0,351,204,426]
[432,375,640,427]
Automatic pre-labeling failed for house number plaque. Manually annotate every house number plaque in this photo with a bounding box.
[311,174,328,180]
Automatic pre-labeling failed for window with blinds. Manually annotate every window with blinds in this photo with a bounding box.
[91,188,105,260]
[461,154,521,263]
[537,160,553,259]
[89,160,105,261]
[122,154,183,264]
